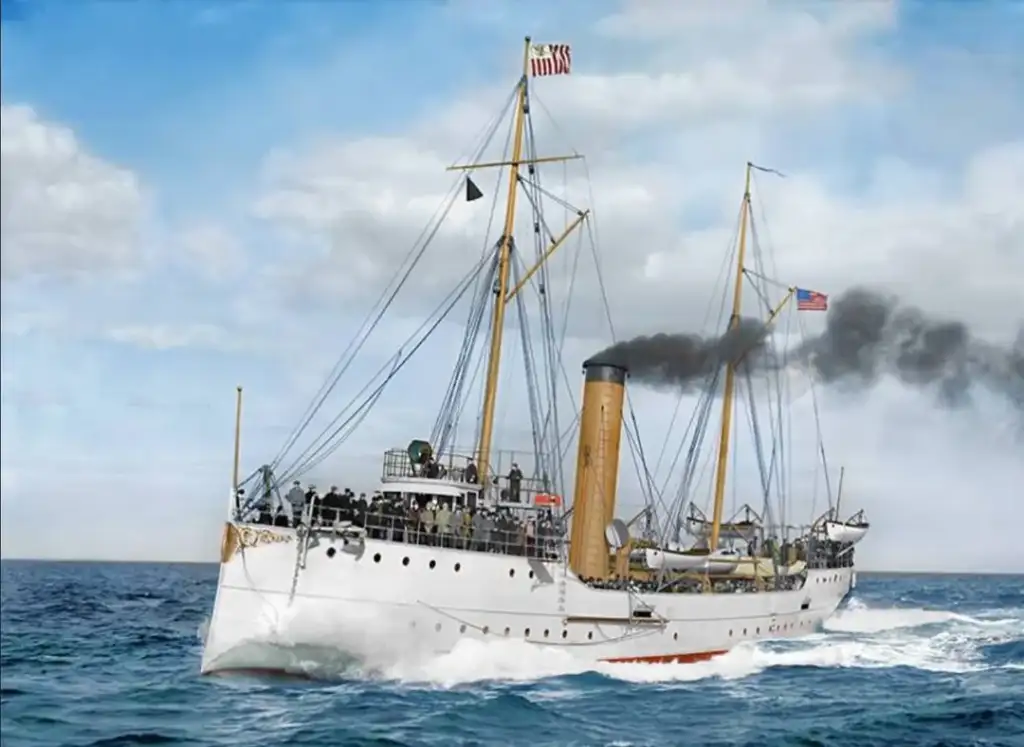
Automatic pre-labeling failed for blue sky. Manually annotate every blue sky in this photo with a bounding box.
[2,0,1022,569]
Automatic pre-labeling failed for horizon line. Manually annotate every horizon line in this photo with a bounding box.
[1,557,1021,577]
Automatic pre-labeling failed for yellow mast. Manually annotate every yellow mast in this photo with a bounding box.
[475,38,532,480]
[232,385,243,498]
[708,163,753,551]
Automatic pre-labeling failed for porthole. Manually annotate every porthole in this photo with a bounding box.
[561,630,568,639]
[525,628,531,637]
[729,629,733,637]
[543,629,549,638]
[410,621,416,629]
[509,569,515,578]
[587,631,593,640]
[743,628,747,635]
[756,628,760,634]
[435,623,442,632]
[373,553,381,563]
[402,557,410,566]
[483,626,490,634]
[504,627,511,636]
[528,570,535,579]
[454,563,461,572]
[459,624,466,633]
[326,547,337,558]
[673,632,678,641]
[429,560,436,570]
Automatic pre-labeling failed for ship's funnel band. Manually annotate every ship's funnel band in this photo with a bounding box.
[582,361,628,385]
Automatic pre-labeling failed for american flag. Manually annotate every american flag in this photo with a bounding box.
[530,43,571,77]
[796,288,828,312]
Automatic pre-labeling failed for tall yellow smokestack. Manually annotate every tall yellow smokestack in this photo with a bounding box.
[568,360,628,580]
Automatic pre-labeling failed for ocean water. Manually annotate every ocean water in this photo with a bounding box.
[0,562,1021,747]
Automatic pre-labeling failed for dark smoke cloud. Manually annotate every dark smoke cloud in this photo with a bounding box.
[586,319,769,389]
[587,287,1024,414]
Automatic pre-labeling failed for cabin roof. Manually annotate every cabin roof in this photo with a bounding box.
[380,477,469,498]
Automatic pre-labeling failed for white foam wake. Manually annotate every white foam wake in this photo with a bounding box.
[203,595,1023,687]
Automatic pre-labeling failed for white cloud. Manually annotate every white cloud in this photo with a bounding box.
[0,104,147,281]
[178,222,246,281]
[250,2,1022,344]
[104,323,230,351]
[3,1,1023,570]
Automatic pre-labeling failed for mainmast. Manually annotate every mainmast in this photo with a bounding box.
[708,163,753,550]
[468,37,581,482]
[475,38,532,481]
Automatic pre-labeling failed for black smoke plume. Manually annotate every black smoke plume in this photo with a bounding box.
[586,287,1024,413]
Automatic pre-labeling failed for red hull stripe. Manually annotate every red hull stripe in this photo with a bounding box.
[206,649,731,676]
[601,649,729,665]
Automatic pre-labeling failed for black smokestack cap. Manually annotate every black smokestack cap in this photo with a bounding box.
[582,359,628,386]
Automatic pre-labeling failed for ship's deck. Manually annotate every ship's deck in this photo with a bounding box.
[245,505,855,597]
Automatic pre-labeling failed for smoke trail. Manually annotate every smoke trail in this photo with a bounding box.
[585,318,769,390]
[587,287,1024,413]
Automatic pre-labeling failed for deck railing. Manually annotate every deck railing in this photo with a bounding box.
[380,448,560,507]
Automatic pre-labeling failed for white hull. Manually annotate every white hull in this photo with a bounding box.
[200,523,856,674]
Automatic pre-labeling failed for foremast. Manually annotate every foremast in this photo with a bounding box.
[463,37,585,482]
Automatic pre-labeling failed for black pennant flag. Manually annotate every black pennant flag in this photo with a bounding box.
[465,175,483,203]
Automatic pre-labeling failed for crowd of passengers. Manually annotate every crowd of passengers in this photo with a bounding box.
[579,570,808,595]
[240,481,564,559]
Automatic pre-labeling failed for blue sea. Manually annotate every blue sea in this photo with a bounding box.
[1,562,1021,747]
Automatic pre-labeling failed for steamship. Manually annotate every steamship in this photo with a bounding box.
[200,38,868,675]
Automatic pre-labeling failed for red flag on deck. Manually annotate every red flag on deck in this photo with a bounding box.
[529,44,571,77]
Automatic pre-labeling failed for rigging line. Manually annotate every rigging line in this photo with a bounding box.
[783,308,796,534]
[622,417,657,521]
[520,176,582,215]
[279,251,494,480]
[652,207,743,479]
[750,170,786,289]
[547,231,584,423]
[746,220,785,502]
[272,177,464,472]
[284,256,493,481]
[626,397,671,527]
[655,201,744,498]
[271,83,520,471]
[514,155,580,488]
[526,91,582,160]
[433,255,500,452]
[271,179,455,468]
[741,364,774,521]
[525,111,574,490]
[658,373,719,546]
[794,305,835,510]
[286,350,404,481]
[743,266,792,297]
[458,299,498,457]
[748,174,792,529]
[796,309,835,510]
[521,105,560,480]
[510,255,548,472]
[433,106,517,453]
